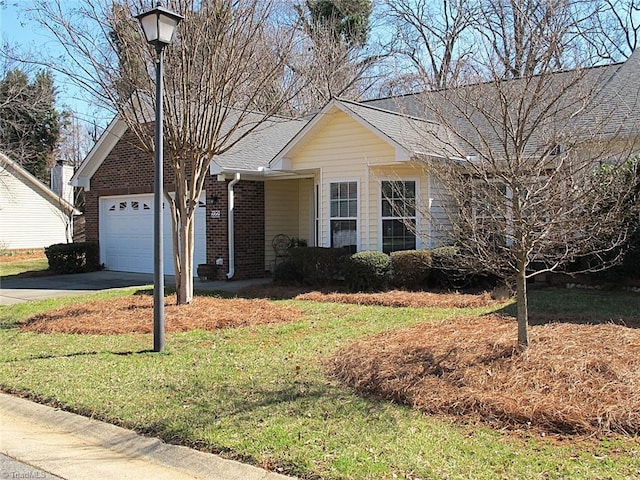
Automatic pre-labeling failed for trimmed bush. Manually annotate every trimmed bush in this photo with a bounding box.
[45,242,101,274]
[280,247,348,286]
[390,250,432,289]
[429,246,465,289]
[273,259,303,285]
[343,251,391,292]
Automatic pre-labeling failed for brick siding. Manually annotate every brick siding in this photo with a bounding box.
[86,129,266,280]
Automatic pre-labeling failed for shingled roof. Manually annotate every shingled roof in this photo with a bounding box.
[365,51,640,159]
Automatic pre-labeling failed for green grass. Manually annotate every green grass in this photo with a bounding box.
[0,258,49,277]
[1,289,640,479]
[501,287,640,318]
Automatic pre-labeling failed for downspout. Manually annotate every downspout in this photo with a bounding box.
[226,173,241,279]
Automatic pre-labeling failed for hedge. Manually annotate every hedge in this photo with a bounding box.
[343,250,391,292]
[45,242,101,274]
[390,250,432,289]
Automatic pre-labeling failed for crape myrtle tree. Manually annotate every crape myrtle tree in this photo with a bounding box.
[412,0,640,348]
[14,0,304,305]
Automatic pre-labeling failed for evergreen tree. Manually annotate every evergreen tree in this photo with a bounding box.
[0,68,62,184]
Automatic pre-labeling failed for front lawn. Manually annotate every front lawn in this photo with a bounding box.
[1,288,640,479]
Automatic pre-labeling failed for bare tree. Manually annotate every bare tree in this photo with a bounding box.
[287,0,382,112]
[413,14,640,347]
[581,0,639,62]
[475,0,586,78]
[384,0,476,90]
[12,0,303,304]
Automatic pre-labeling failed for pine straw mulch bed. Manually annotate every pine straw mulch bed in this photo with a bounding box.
[239,284,500,308]
[19,295,301,335]
[0,249,46,263]
[325,314,640,436]
[19,287,498,335]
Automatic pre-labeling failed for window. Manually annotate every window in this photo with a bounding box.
[381,180,416,254]
[471,179,511,247]
[330,181,357,253]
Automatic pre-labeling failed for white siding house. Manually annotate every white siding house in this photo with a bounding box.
[0,152,76,250]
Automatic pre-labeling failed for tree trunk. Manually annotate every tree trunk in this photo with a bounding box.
[175,211,195,305]
[516,256,529,348]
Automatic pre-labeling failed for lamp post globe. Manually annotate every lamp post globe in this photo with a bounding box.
[136,2,183,353]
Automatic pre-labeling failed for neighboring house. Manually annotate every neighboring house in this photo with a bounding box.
[0,152,77,250]
[70,50,640,280]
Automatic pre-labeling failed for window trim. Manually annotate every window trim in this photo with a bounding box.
[378,177,420,253]
[470,177,513,247]
[328,179,359,251]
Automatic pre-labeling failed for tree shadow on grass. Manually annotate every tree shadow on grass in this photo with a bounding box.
[0,349,156,363]
[495,287,640,328]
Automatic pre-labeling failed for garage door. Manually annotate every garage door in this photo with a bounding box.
[99,194,206,274]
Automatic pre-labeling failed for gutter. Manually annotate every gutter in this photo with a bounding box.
[226,172,241,279]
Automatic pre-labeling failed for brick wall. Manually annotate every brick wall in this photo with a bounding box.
[205,176,266,280]
[85,129,162,242]
[86,128,266,280]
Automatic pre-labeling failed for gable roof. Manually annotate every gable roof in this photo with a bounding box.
[364,52,640,157]
[270,98,463,170]
[0,151,77,216]
[71,115,128,190]
[210,114,307,174]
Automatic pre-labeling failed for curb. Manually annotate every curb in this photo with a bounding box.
[0,393,296,480]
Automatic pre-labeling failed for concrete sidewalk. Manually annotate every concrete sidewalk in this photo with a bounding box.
[0,271,271,305]
[0,393,295,480]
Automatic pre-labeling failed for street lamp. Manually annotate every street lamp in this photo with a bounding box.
[136,2,183,353]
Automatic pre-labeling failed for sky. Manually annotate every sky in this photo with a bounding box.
[0,1,113,128]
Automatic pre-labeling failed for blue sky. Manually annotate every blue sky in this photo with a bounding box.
[1,1,110,127]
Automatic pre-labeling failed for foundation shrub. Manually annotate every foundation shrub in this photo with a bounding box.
[390,250,432,289]
[343,251,391,292]
[286,247,348,286]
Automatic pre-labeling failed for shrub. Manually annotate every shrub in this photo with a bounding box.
[45,242,101,274]
[284,247,348,286]
[390,250,432,289]
[429,246,466,289]
[343,251,391,292]
[273,259,303,285]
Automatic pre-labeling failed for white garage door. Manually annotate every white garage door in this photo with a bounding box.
[99,194,206,275]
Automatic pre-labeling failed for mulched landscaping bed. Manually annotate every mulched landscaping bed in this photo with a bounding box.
[20,295,301,334]
[240,284,500,308]
[326,314,640,435]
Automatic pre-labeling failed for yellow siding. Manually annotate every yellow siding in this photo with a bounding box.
[264,178,313,271]
[280,109,442,252]
[290,110,399,249]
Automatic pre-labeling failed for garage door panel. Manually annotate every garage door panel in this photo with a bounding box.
[100,194,206,275]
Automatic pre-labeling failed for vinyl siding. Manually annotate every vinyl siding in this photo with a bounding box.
[264,178,313,270]
[288,110,439,251]
[0,168,70,249]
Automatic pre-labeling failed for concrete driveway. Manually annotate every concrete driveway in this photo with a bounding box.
[0,271,271,305]
[0,271,156,305]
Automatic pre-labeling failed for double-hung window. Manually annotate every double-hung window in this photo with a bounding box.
[381,180,416,254]
[471,179,511,247]
[330,181,358,253]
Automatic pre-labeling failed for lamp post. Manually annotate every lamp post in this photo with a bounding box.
[136,2,183,353]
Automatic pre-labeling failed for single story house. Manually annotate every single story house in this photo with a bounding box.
[0,152,77,250]
[71,50,640,279]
